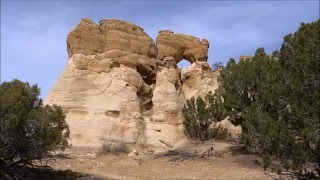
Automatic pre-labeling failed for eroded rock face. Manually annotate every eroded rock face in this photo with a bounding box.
[45,18,219,149]
[156,30,209,63]
[45,54,148,146]
[181,61,219,99]
[46,19,158,147]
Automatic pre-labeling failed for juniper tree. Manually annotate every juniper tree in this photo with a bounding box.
[218,20,320,176]
[0,79,70,179]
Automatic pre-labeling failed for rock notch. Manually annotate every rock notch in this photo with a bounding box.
[45,18,219,149]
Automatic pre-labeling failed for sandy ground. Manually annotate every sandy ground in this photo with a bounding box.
[50,141,273,180]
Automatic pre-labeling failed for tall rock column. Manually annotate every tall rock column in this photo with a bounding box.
[145,57,187,148]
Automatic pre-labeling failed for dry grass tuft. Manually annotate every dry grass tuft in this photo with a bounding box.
[154,150,198,162]
[96,143,130,156]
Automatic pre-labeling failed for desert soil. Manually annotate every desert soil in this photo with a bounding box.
[50,141,274,180]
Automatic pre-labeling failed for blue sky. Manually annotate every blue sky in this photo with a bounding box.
[1,1,319,98]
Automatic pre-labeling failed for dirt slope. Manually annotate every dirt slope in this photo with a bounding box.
[51,141,271,180]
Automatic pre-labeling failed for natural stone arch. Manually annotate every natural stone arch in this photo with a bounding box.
[156,30,209,64]
[45,18,220,149]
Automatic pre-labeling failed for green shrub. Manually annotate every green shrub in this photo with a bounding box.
[0,79,70,179]
[183,92,225,141]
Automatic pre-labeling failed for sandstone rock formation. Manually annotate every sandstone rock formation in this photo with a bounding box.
[146,56,186,147]
[156,30,209,63]
[181,61,220,99]
[45,18,221,149]
[239,55,278,62]
[239,55,253,62]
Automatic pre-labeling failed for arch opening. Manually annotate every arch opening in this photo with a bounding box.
[177,59,192,68]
